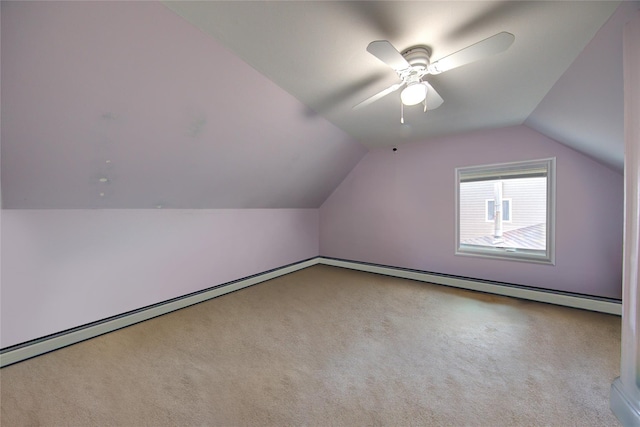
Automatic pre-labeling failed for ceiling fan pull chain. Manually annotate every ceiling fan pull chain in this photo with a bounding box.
[400,102,404,124]
[423,82,428,112]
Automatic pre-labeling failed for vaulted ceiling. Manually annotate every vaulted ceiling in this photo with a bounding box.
[166,0,636,170]
[525,1,638,171]
[1,1,637,209]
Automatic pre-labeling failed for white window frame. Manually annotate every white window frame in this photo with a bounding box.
[455,158,556,265]
[485,198,512,222]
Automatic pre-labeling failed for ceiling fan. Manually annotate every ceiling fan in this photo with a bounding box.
[353,32,515,121]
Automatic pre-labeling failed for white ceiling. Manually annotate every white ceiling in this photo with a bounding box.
[164,0,633,171]
[2,1,637,209]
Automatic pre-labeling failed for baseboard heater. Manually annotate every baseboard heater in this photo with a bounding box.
[0,258,320,368]
[320,257,621,316]
[0,256,621,368]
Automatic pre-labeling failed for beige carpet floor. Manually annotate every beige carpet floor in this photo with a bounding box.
[1,265,621,426]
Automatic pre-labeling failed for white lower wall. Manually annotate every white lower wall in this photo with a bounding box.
[0,209,319,348]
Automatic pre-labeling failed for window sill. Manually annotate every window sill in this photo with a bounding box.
[456,245,555,265]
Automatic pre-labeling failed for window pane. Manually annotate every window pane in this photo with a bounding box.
[459,177,547,250]
[487,200,495,221]
[456,157,555,264]
[502,200,510,221]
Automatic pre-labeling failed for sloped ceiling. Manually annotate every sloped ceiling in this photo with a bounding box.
[0,1,366,209]
[526,0,640,171]
[164,0,626,163]
[2,1,637,209]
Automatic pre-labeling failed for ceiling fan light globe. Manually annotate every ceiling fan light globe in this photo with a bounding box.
[401,83,427,106]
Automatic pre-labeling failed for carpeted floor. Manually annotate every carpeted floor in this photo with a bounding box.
[1,265,621,426]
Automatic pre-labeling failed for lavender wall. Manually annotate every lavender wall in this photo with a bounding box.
[1,209,319,348]
[1,1,366,209]
[320,125,624,299]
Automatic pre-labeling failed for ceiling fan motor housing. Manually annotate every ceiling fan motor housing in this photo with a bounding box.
[402,46,432,69]
[398,46,432,84]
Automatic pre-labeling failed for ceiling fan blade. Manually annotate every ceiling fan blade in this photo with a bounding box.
[353,82,405,110]
[367,40,411,71]
[428,32,515,74]
[424,82,444,110]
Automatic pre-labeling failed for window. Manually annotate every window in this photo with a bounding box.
[486,199,511,222]
[455,158,555,264]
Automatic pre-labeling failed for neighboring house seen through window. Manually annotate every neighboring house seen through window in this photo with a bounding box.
[455,158,556,264]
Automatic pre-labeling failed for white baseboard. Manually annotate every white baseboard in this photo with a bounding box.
[318,257,622,316]
[0,258,320,368]
[1,256,620,368]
